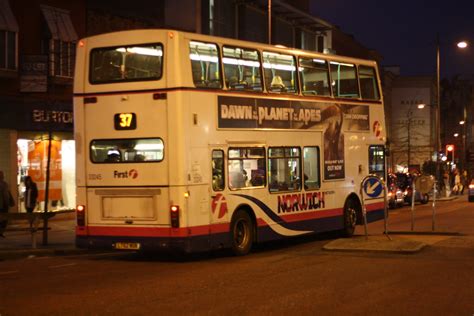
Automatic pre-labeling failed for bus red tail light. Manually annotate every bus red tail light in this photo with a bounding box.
[170,205,180,228]
[77,205,86,226]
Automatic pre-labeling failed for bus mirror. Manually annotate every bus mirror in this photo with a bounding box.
[385,147,391,157]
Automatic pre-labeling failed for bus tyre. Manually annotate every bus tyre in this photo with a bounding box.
[230,210,254,256]
[342,198,358,237]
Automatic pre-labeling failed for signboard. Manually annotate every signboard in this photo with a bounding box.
[20,55,48,93]
[362,176,383,198]
[217,96,371,180]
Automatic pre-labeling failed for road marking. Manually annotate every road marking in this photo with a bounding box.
[0,270,19,275]
[49,263,77,269]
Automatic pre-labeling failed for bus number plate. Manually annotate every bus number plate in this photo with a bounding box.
[114,113,137,130]
[114,242,141,250]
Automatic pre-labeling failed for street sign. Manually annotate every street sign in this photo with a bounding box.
[415,175,435,194]
[362,176,383,198]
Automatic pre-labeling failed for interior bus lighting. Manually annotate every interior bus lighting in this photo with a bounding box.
[262,62,296,71]
[116,47,162,56]
[189,54,218,63]
[330,61,354,67]
[222,57,260,67]
[134,143,164,151]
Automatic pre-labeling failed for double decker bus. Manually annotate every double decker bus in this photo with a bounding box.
[74,29,386,255]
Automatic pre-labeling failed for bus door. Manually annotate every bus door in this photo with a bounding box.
[209,147,230,235]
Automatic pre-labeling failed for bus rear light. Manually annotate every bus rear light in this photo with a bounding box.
[79,40,85,47]
[77,205,86,226]
[170,205,180,228]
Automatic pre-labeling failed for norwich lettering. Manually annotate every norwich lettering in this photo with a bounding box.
[277,192,325,213]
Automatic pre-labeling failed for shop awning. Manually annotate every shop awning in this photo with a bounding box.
[40,4,77,42]
[0,0,19,32]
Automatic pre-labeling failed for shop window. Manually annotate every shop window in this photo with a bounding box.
[268,147,301,192]
[228,147,265,189]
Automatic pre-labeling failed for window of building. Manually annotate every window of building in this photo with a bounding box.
[222,46,262,92]
[0,0,19,71]
[368,145,385,180]
[90,44,163,84]
[40,5,78,78]
[90,138,164,163]
[359,65,380,100]
[228,147,265,189]
[299,57,331,97]
[329,61,359,98]
[189,41,222,88]
[263,51,297,94]
[303,147,321,190]
[212,149,225,191]
[268,147,301,192]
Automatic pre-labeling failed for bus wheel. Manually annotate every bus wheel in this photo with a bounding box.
[342,198,358,237]
[230,210,254,256]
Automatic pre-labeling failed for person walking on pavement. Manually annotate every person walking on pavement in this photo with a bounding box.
[0,170,13,237]
[24,176,38,213]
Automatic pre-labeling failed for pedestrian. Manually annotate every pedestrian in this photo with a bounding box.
[24,176,38,213]
[453,171,462,195]
[0,170,13,238]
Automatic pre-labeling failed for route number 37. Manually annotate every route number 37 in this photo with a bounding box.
[114,113,137,130]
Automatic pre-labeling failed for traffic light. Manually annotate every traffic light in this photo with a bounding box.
[446,144,455,162]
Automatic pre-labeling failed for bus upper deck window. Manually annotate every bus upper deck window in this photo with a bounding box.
[262,51,297,94]
[189,41,222,89]
[359,65,380,100]
[89,44,163,84]
[222,46,262,92]
[299,57,331,97]
[329,61,359,99]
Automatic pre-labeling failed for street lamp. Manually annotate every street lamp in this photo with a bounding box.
[435,36,468,194]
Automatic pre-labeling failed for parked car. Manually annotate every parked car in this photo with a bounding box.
[468,179,474,202]
[387,173,404,208]
[395,172,429,205]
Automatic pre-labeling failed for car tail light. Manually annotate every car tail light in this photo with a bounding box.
[388,192,393,197]
[170,205,180,228]
[77,205,86,226]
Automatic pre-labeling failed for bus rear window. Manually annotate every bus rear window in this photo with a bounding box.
[90,138,164,163]
[89,44,163,84]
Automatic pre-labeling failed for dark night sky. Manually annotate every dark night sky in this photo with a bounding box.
[310,0,474,78]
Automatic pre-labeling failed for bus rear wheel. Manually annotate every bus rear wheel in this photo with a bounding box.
[342,198,358,237]
[230,210,254,256]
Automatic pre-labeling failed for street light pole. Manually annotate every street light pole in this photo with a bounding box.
[435,34,441,193]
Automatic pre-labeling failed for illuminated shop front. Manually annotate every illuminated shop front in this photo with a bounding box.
[0,97,75,212]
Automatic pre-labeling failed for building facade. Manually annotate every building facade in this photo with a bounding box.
[387,74,436,173]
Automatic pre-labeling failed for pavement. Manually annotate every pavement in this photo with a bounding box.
[0,195,461,260]
[0,211,88,261]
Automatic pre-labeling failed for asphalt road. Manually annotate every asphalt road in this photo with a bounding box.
[1,197,473,315]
